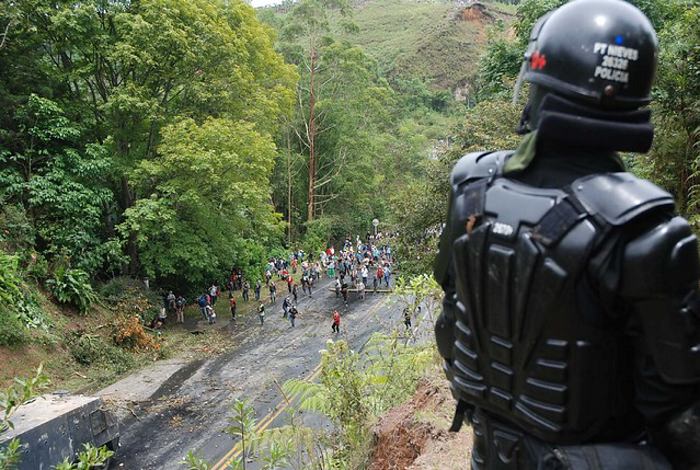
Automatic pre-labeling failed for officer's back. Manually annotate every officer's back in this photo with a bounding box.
[434,1,700,468]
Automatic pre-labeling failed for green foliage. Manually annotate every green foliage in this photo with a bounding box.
[333,0,489,90]
[0,366,49,470]
[301,217,334,254]
[0,438,21,470]
[477,29,523,98]
[54,443,114,470]
[0,252,22,308]
[67,333,135,374]
[0,309,27,348]
[0,251,28,346]
[643,5,700,222]
[0,0,296,291]
[121,117,285,288]
[0,205,34,256]
[225,398,259,469]
[0,94,118,275]
[46,267,98,314]
[1,365,49,432]
[181,451,210,470]
[282,334,434,467]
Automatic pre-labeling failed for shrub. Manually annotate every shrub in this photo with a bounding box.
[26,252,49,282]
[113,316,160,351]
[100,276,133,301]
[0,252,22,307]
[46,266,98,314]
[68,333,135,373]
[0,307,28,347]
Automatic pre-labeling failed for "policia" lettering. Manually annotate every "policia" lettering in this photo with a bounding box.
[592,41,639,84]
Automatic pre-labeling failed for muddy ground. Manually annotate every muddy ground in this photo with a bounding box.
[103,278,410,469]
[369,370,473,470]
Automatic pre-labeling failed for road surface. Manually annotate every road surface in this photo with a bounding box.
[111,278,408,469]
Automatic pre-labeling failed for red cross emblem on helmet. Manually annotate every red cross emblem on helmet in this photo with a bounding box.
[530,51,547,70]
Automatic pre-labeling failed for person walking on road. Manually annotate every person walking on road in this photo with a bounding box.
[403,307,412,331]
[198,292,210,322]
[292,284,298,304]
[282,296,290,319]
[254,280,261,301]
[376,265,384,290]
[206,304,216,324]
[357,280,366,300]
[258,303,265,326]
[335,277,341,298]
[175,295,186,323]
[289,305,298,327]
[242,281,250,302]
[341,282,349,307]
[269,282,277,304]
[209,283,219,305]
[229,295,237,321]
[332,309,341,334]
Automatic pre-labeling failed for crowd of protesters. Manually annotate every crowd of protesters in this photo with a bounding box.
[151,232,396,333]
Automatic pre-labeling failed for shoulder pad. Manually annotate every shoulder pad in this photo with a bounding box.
[450,150,513,190]
[572,173,674,226]
[622,216,699,298]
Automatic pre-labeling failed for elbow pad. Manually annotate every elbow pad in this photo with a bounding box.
[621,216,700,384]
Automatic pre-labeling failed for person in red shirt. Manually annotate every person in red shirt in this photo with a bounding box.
[332,309,341,334]
[229,295,237,320]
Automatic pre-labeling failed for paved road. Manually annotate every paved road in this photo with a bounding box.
[112,278,407,469]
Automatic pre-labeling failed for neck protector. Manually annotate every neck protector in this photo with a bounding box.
[537,93,654,153]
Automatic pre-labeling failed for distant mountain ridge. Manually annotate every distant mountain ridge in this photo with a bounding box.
[345,0,515,93]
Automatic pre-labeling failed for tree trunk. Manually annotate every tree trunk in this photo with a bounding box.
[307,47,317,222]
[286,131,293,244]
[120,175,139,276]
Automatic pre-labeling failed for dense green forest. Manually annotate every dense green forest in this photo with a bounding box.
[0,0,698,343]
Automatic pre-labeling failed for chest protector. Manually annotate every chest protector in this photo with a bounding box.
[445,151,675,445]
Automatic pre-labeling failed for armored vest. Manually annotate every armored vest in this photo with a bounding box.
[442,150,675,448]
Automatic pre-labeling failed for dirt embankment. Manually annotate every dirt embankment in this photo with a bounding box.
[369,371,473,470]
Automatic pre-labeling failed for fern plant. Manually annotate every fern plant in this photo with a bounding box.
[46,266,98,314]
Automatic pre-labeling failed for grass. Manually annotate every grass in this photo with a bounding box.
[259,0,514,91]
[338,0,514,89]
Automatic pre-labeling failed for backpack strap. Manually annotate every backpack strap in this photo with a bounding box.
[532,194,587,247]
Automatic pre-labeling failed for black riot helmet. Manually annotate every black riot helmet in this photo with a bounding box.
[514,0,658,111]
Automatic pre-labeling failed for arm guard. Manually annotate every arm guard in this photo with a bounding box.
[434,150,509,363]
[620,216,700,385]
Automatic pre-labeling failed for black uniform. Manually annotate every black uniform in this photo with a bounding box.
[434,1,700,468]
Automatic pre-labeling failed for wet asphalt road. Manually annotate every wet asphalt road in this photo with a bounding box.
[112,278,407,469]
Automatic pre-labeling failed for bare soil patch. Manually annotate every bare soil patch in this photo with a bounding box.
[369,369,473,470]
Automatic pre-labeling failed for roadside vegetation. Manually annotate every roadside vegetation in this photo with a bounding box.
[181,274,442,470]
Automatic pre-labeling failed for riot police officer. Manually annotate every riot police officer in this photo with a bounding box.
[434,0,700,468]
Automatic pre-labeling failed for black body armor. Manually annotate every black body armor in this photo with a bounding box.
[435,151,700,469]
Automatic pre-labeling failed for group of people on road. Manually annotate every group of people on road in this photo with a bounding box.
[326,235,395,307]
[156,235,396,336]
